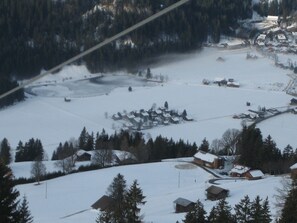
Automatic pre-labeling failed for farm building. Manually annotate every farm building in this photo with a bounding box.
[245,170,264,180]
[290,163,297,179]
[291,98,297,105]
[91,195,115,211]
[75,150,92,162]
[173,198,195,213]
[229,165,250,177]
[193,151,224,169]
[206,185,229,201]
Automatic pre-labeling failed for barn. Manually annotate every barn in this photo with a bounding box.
[206,185,229,201]
[91,195,115,211]
[193,151,224,169]
[173,198,195,213]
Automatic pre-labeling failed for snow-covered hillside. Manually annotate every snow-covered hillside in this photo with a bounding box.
[0,47,295,158]
[16,160,284,223]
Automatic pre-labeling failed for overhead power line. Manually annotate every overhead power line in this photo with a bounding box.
[0,0,190,100]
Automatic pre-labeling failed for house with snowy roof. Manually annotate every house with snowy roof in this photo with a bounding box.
[290,163,297,179]
[193,151,224,169]
[229,165,250,177]
[245,170,264,180]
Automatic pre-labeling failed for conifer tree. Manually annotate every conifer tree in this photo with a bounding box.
[183,199,207,223]
[0,138,11,165]
[125,180,146,223]
[208,199,234,223]
[199,138,209,153]
[234,195,252,223]
[106,173,127,222]
[279,180,297,223]
[78,127,88,150]
[250,196,271,223]
[0,162,21,223]
[18,195,33,223]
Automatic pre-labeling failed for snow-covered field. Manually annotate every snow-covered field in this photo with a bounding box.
[16,160,284,223]
[1,46,296,222]
[1,47,295,157]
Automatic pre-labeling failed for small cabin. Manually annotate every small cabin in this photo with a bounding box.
[244,170,264,180]
[91,195,115,211]
[206,185,229,201]
[76,150,92,161]
[229,165,250,177]
[64,97,71,102]
[173,198,195,213]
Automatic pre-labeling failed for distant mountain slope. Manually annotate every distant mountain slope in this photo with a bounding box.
[0,0,252,79]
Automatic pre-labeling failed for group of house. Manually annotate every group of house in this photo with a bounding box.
[193,150,265,180]
[90,150,297,214]
[202,77,240,88]
[112,106,193,131]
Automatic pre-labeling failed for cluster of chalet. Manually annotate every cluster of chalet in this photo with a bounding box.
[230,165,264,180]
[202,77,240,88]
[112,106,193,131]
[193,151,265,180]
[233,107,281,121]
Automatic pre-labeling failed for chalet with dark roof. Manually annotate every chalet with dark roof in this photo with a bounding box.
[173,198,195,213]
[91,195,115,211]
[206,185,229,201]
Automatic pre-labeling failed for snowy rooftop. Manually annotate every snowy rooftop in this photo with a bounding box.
[249,170,264,178]
[290,163,297,169]
[230,165,250,174]
[194,151,218,163]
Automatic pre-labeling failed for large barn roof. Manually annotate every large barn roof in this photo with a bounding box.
[194,151,218,163]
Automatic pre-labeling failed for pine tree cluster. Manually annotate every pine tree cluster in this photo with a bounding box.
[237,127,297,174]
[183,195,271,223]
[15,138,44,162]
[96,173,145,223]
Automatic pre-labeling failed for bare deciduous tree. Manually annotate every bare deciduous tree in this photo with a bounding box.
[31,159,46,185]
[221,129,240,155]
[92,149,112,167]
[55,156,76,174]
[210,138,223,154]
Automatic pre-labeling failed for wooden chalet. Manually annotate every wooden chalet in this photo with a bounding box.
[75,150,92,162]
[91,195,115,211]
[244,170,264,180]
[173,198,195,213]
[193,151,224,169]
[229,165,250,177]
[290,163,297,179]
[206,185,229,201]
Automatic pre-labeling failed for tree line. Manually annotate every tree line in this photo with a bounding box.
[51,127,197,165]
[236,127,297,174]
